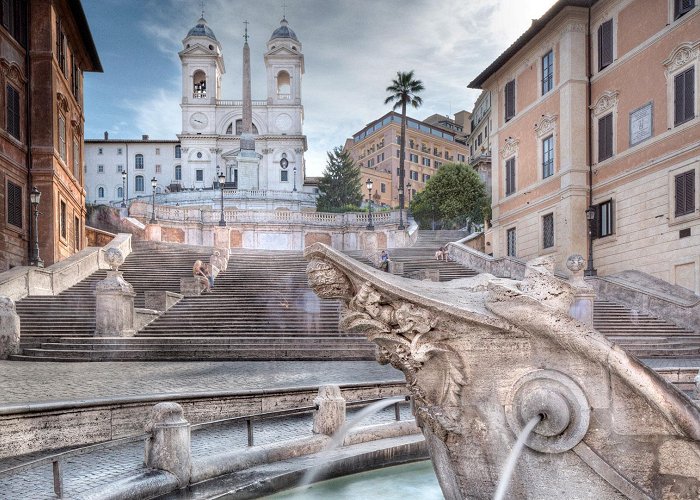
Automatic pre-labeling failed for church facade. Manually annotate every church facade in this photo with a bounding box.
[85,16,314,206]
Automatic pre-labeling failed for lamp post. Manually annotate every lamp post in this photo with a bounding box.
[150,177,157,223]
[218,171,226,227]
[584,206,597,276]
[29,186,43,268]
[121,171,126,208]
[292,165,297,192]
[398,186,405,230]
[366,178,374,231]
[406,182,412,217]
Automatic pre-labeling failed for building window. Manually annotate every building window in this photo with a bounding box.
[505,79,515,121]
[422,157,430,167]
[71,59,81,99]
[598,19,613,71]
[97,164,104,173]
[409,153,418,163]
[175,165,182,181]
[56,19,66,75]
[58,113,66,161]
[98,148,103,155]
[674,0,695,19]
[73,140,80,178]
[377,153,384,163]
[380,183,386,193]
[505,157,516,196]
[97,186,104,198]
[60,200,67,239]
[596,199,614,237]
[542,50,553,95]
[116,165,123,173]
[7,181,21,228]
[117,186,123,199]
[598,113,613,161]
[117,148,122,155]
[542,135,554,178]
[542,213,554,249]
[674,67,695,126]
[155,148,160,155]
[280,170,288,182]
[175,145,181,158]
[234,119,258,135]
[675,170,696,217]
[6,84,20,140]
[74,216,80,250]
[135,154,144,169]
[196,169,203,182]
[155,164,161,174]
[1,0,27,46]
[422,174,431,182]
[135,175,144,192]
[506,228,516,257]
[457,154,465,162]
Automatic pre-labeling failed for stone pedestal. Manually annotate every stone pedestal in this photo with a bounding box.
[145,223,161,242]
[180,278,203,297]
[0,297,20,359]
[145,403,191,487]
[312,385,346,436]
[388,261,404,275]
[95,271,136,337]
[144,291,183,312]
[570,289,595,325]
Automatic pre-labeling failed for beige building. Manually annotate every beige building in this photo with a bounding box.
[468,0,700,293]
[344,111,470,208]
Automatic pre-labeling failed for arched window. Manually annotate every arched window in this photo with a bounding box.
[193,70,206,98]
[175,165,182,181]
[234,119,258,135]
[135,154,144,169]
[226,123,233,135]
[135,175,144,192]
[97,186,105,198]
[117,187,123,199]
[175,145,181,158]
[277,71,291,98]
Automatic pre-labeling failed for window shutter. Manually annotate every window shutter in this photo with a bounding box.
[591,204,601,239]
[684,67,695,121]
[7,181,22,228]
[675,71,686,125]
[505,80,515,121]
[598,20,613,70]
[687,170,696,214]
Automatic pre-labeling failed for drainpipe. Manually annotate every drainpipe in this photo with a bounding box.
[125,143,129,204]
[584,0,597,276]
[25,3,33,265]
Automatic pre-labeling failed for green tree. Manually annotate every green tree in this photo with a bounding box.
[316,147,362,212]
[384,71,424,228]
[410,163,488,230]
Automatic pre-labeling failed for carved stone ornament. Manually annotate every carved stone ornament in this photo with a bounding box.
[56,92,70,113]
[663,41,700,73]
[104,247,125,271]
[0,58,27,84]
[534,114,558,138]
[294,148,304,154]
[565,254,585,273]
[590,90,619,117]
[499,137,520,159]
[262,148,274,154]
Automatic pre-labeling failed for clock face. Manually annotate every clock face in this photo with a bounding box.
[189,112,208,130]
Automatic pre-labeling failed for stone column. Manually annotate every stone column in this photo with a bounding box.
[0,297,20,359]
[312,385,346,436]
[95,271,136,336]
[145,402,191,487]
[567,254,595,325]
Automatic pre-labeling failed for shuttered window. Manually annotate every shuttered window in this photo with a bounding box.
[596,200,614,237]
[505,80,515,122]
[598,19,613,71]
[675,170,695,217]
[542,213,554,249]
[542,50,553,95]
[6,84,20,140]
[674,0,695,19]
[674,67,695,126]
[60,200,66,239]
[598,113,613,162]
[7,181,21,228]
[542,135,554,178]
[506,228,516,257]
[505,157,516,196]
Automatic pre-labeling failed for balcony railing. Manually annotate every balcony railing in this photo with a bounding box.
[215,99,269,106]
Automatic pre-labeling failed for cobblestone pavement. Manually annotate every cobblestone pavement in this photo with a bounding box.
[0,361,404,406]
[0,404,414,499]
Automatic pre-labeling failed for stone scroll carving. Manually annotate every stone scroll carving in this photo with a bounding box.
[305,243,700,500]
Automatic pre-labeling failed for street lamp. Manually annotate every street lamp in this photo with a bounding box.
[29,186,43,268]
[121,171,126,208]
[366,178,374,231]
[406,182,412,217]
[584,206,597,276]
[293,165,297,192]
[150,177,157,223]
[218,171,226,227]
[398,185,405,230]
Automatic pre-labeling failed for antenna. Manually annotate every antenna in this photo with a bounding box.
[243,20,249,42]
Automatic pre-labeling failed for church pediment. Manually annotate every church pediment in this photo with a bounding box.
[178,44,218,57]
[265,46,300,57]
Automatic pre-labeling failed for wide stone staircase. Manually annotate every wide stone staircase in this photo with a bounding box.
[13,241,374,361]
[345,229,478,281]
[594,300,699,358]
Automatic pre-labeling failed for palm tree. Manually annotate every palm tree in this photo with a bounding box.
[385,71,424,229]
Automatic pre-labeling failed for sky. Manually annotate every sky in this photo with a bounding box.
[82,0,557,176]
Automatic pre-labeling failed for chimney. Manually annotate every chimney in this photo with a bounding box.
[142,134,149,141]
[104,131,109,140]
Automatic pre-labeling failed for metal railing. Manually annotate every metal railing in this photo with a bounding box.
[0,395,411,498]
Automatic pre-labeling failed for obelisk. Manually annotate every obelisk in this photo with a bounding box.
[237,20,260,189]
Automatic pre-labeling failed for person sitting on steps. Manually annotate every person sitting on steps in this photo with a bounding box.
[435,246,447,261]
[192,260,212,294]
[379,250,390,272]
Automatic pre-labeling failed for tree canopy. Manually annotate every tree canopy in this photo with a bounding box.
[316,147,363,213]
[410,163,488,230]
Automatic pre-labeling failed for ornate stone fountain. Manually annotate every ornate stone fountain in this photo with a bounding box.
[305,243,700,499]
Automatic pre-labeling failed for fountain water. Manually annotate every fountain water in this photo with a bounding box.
[492,415,543,500]
[300,396,406,488]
